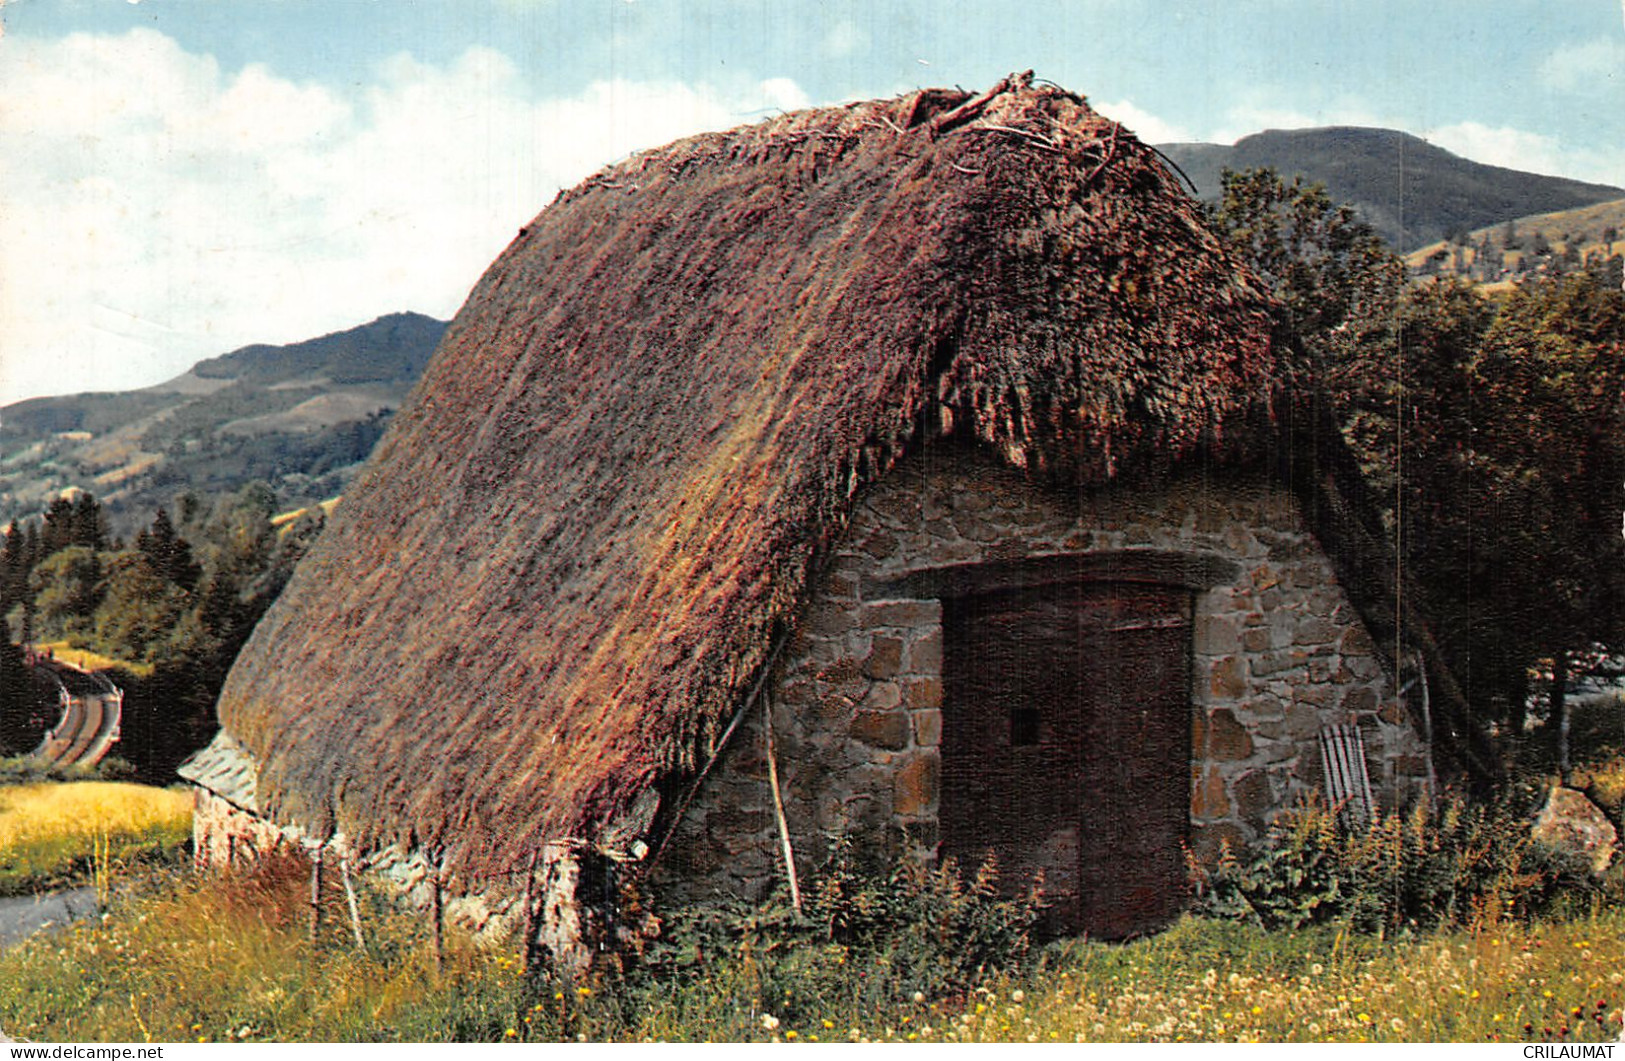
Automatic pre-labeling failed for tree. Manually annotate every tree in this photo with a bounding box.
[93,550,194,665]
[30,546,103,640]
[135,508,201,590]
[0,638,45,757]
[1208,168,1404,410]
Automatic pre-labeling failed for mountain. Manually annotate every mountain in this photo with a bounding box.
[1155,127,1624,252]
[0,313,445,534]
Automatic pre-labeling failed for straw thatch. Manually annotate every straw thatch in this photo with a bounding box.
[215,76,1279,881]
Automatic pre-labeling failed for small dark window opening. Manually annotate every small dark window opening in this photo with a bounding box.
[1010,706,1041,746]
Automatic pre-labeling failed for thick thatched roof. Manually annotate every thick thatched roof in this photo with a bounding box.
[214,76,1279,879]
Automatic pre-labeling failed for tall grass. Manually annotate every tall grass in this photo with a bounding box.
[0,781,191,896]
[0,843,1620,1043]
[0,854,534,1043]
[32,641,153,679]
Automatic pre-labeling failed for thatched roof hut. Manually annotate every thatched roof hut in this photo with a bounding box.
[206,76,1415,905]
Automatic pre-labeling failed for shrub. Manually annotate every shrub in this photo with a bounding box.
[1191,790,1614,934]
[617,847,1044,1033]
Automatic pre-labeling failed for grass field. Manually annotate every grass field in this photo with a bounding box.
[31,642,153,679]
[0,864,1618,1043]
[0,781,191,897]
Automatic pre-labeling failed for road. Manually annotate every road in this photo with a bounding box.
[27,659,123,768]
[0,886,98,950]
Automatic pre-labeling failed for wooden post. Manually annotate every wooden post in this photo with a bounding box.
[308,846,324,951]
[430,864,445,976]
[763,693,802,913]
[341,856,367,954]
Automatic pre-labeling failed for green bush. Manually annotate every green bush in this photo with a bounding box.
[1191,790,1614,934]
[613,847,1045,1033]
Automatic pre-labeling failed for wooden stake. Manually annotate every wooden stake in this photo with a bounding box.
[763,693,802,914]
[308,847,324,950]
[341,856,367,954]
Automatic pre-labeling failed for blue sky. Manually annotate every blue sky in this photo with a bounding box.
[2,0,1622,405]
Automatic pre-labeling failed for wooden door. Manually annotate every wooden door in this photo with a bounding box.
[940,580,1192,939]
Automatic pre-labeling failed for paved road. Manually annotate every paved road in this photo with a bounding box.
[0,887,98,950]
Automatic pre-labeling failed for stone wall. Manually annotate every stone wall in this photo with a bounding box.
[192,788,296,871]
[652,444,1431,904]
[190,786,526,944]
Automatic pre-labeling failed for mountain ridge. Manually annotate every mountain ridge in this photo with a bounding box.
[0,313,446,534]
[1155,126,1623,251]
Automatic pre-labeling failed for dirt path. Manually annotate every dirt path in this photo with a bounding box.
[0,886,98,950]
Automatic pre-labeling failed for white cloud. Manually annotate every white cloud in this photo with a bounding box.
[1538,39,1625,94]
[1423,120,1624,186]
[1092,99,1193,145]
[0,29,807,405]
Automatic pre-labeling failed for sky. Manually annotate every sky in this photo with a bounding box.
[1,0,1622,407]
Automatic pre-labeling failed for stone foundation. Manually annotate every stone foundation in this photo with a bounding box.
[653,444,1431,904]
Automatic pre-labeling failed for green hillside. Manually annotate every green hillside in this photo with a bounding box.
[0,313,445,536]
[1402,198,1625,287]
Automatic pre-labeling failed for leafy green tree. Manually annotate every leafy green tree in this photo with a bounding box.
[30,546,104,640]
[1208,168,1404,411]
[93,550,195,665]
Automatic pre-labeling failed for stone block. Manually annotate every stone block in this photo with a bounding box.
[1287,695,1326,737]
[1241,627,1272,652]
[1194,614,1241,655]
[954,515,1002,543]
[903,676,943,709]
[862,599,940,628]
[863,681,902,710]
[851,709,910,750]
[805,604,857,638]
[1291,683,1334,709]
[1293,617,1340,646]
[893,753,940,816]
[1340,685,1377,714]
[863,637,905,678]
[912,708,942,747]
[1191,767,1231,819]
[1210,656,1248,699]
[1195,708,1253,761]
[1252,651,1303,678]
[1344,655,1382,681]
[1378,699,1408,725]
[1339,624,1377,658]
[1245,693,1286,721]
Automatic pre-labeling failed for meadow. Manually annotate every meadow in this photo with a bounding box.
[0,854,1618,1043]
[0,779,191,897]
[0,748,1620,1043]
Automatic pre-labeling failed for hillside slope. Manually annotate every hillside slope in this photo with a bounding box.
[0,313,445,533]
[1157,127,1623,251]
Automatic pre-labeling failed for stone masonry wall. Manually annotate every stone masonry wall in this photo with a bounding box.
[190,787,525,943]
[652,444,1431,905]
